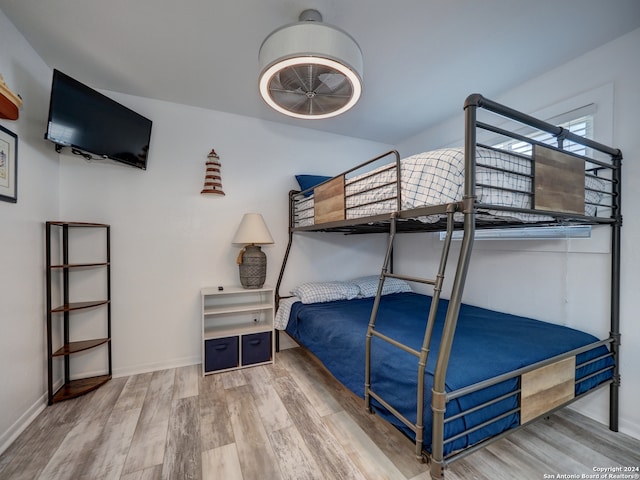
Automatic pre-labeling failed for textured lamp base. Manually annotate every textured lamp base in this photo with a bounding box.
[239,245,266,289]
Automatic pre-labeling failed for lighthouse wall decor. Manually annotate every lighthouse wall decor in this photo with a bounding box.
[200,149,225,195]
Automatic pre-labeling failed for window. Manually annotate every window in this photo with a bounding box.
[492,106,595,157]
[444,105,598,241]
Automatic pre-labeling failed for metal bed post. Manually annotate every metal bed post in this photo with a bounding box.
[415,204,456,460]
[274,190,298,352]
[609,150,623,431]
[430,96,479,480]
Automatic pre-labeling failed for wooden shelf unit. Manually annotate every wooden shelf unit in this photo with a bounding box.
[49,375,112,404]
[201,285,275,375]
[46,221,112,405]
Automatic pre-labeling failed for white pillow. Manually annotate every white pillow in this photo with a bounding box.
[290,281,360,304]
[351,275,412,298]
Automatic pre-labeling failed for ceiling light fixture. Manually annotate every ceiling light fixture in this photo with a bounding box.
[258,9,363,120]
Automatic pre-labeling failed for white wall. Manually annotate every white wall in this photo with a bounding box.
[396,28,640,439]
[56,93,391,378]
[0,8,392,453]
[0,9,62,453]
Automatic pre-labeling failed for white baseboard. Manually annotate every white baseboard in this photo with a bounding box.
[278,332,299,350]
[569,403,640,441]
[618,416,640,441]
[0,356,199,456]
[568,387,640,442]
[63,355,201,380]
[0,394,47,456]
[112,355,201,378]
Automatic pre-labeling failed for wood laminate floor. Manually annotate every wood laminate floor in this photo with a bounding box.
[1,346,638,480]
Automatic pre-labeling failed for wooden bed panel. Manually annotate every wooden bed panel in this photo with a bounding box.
[533,145,585,214]
[314,175,346,224]
[520,356,575,424]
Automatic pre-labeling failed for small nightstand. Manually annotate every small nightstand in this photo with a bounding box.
[201,285,274,375]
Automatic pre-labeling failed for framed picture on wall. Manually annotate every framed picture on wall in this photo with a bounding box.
[0,124,18,203]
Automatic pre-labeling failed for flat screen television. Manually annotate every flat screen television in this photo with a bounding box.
[45,69,152,170]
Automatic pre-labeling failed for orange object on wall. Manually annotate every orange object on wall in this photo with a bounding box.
[0,74,22,120]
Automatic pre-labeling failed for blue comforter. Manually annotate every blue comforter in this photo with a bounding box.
[285,292,613,455]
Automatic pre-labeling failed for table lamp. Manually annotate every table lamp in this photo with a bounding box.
[232,213,274,288]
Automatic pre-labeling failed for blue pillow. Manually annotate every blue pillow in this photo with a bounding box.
[295,174,331,197]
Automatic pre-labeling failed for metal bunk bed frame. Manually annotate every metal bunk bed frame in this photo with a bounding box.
[275,94,622,480]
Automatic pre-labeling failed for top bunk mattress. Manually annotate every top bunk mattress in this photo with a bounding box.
[293,147,608,227]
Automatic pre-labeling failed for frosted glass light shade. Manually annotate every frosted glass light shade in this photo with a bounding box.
[232,213,274,245]
[258,11,363,119]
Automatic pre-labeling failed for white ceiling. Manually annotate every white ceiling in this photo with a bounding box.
[2,0,639,145]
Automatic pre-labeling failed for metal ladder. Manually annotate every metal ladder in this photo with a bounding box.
[364,204,458,460]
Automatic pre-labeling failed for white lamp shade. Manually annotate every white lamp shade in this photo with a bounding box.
[232,213,274,245]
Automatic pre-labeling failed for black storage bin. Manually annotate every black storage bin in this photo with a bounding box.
[242,332,272,366]
[204,336,239,372]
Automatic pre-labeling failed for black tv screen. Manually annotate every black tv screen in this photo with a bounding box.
[45,69,152,170]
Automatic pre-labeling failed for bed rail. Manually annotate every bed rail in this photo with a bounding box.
[285,93,620,236]
[466,94,622,159]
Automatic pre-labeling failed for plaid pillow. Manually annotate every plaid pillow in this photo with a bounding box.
[291,281,360,304]
[351,275,412,298]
